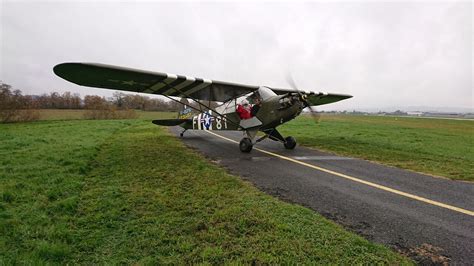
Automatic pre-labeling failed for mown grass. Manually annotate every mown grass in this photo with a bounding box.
[0,119,410,264]
[279,114,474,181]
[37,109,175,121]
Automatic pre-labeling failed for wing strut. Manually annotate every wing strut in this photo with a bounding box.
[161,81,241,128]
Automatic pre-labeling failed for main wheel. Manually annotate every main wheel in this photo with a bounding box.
[239,137,253,153]
[284,136,296,149]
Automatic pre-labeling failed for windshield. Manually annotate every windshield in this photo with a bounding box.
[258,86,277,101]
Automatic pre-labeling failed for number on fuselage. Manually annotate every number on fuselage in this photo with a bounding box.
[192,111,227,130]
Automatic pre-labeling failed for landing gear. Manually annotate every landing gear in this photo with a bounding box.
[263,129,297,150]
[239,137,253,153]
[180,129,187,137]
[284,136,296,149]
[239,129,296,152]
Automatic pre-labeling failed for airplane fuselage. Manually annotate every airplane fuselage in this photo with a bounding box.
[182,93,305,132]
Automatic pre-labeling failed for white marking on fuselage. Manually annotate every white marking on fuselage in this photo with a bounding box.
[197,113,202,130]
[192,116,197,129]
[203,110,213,130]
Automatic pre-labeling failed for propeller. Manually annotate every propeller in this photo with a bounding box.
[286,73,321,123]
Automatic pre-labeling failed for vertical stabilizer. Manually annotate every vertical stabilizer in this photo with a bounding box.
[178,104,193,119]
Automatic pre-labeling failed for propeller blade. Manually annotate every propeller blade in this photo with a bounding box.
[286,73,300,92]
[286,72,321,123]
[286,72,307,103]
[307,105,322,123]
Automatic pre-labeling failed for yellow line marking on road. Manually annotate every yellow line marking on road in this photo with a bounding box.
[206,131,474,217]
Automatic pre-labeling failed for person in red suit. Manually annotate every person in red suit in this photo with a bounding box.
[236,99,252,120]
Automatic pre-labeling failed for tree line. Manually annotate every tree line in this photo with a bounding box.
[0,82,189,122]
[0,85,183,111]
[0,83,40,122]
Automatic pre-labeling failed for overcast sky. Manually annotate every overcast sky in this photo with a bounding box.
[1,1,472,111]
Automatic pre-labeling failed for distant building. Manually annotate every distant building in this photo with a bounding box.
[407,111,423,116]
[423,112,462,118]
[392,110,408,116]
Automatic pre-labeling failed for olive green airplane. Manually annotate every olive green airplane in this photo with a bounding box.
[54,63,352,152]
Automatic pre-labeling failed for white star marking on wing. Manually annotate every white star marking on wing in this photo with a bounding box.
[122,80,137,86]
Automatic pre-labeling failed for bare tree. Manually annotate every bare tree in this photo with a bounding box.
[0,82,39,123]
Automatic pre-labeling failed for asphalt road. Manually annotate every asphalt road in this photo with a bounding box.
[170,128,474,264]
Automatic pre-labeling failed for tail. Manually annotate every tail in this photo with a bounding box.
[152,104,194,127]
[178,104,194,119]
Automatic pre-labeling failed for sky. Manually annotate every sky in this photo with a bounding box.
[1,0,472,111]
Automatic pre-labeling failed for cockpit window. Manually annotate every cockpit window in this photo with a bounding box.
[258,86,277,101]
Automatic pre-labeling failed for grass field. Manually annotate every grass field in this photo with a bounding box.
[279,114,474,181]
[27,110,474,181]
[0,119,410,264]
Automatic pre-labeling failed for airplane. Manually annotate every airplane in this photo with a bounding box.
[54,63,352,152]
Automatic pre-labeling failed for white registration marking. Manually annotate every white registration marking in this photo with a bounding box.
[192,116,197,129]
[197,113,202,130]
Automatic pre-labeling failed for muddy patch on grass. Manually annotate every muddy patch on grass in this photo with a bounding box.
[395,243,451,265]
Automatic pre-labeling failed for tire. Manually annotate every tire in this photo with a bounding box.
[239,137,253,152]
[284,136,296,149]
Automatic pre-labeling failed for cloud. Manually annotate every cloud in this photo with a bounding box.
[1,1,472,110]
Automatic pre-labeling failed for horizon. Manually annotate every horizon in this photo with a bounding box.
[4,83,472,114]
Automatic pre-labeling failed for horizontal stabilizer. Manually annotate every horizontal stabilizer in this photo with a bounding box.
[152,119,191,126]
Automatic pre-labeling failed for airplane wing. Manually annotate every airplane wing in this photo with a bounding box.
[271,88,352,106]
[54,62,352,106]
[54,63,259,102]
[305,93,353,106]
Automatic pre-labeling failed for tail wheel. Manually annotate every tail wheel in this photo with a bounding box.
[239,137,253,153]
[284,136,296,149]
